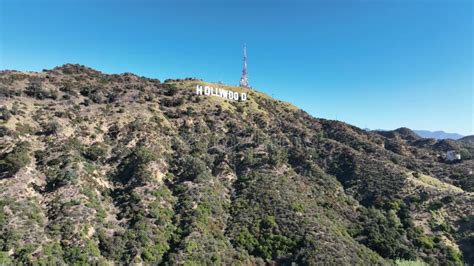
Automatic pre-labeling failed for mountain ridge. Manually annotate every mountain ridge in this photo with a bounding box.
[414,130,464,140]
[367,128,467,140]
[0,64,472,265]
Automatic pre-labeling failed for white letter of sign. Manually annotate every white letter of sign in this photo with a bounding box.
[241,93,247,101]
[220,89,228,99]
[204,86,211,95]
[196,85,203,95]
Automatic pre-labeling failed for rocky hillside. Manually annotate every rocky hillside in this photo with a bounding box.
[0,64,472,265]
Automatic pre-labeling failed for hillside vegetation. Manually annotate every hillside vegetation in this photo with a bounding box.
[0,64,472,265]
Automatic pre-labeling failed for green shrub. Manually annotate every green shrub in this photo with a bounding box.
[0,251,11,264]
[10,102,20,115]
[43,120,61,135]
[0,106,12,122]
[180,155,207,180]
[446,246,462,264]
[84,143,109,161]
[266,143,288,166]
[164,84,178,96]
[24,79,48,99]
[459,149,471,160]
[0,126,13,137]
[116,146,158,185]
[16,123,37,135]
[415,235,434,249]
[429,201,443,211]
[15,244,37,264]
[356,208,416,260]
[0,141,31,178]
[0,86,15,97]
[46,168,78,191]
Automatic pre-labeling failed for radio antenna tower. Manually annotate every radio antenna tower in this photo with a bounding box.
[239,45,249,88]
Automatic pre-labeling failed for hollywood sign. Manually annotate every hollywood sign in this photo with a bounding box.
[196,85,248,101]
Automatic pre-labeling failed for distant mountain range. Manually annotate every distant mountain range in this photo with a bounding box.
[365,128,465,140]
[413,130,464,140]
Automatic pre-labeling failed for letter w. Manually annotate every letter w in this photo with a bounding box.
[219,89,228,99]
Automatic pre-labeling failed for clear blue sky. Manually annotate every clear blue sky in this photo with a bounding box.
[1,0,472,135]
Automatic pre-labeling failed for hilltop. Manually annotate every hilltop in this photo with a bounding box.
[458,136,474,146]
[0,64,473,265]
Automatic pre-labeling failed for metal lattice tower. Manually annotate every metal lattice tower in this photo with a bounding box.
[239,45,249,88]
